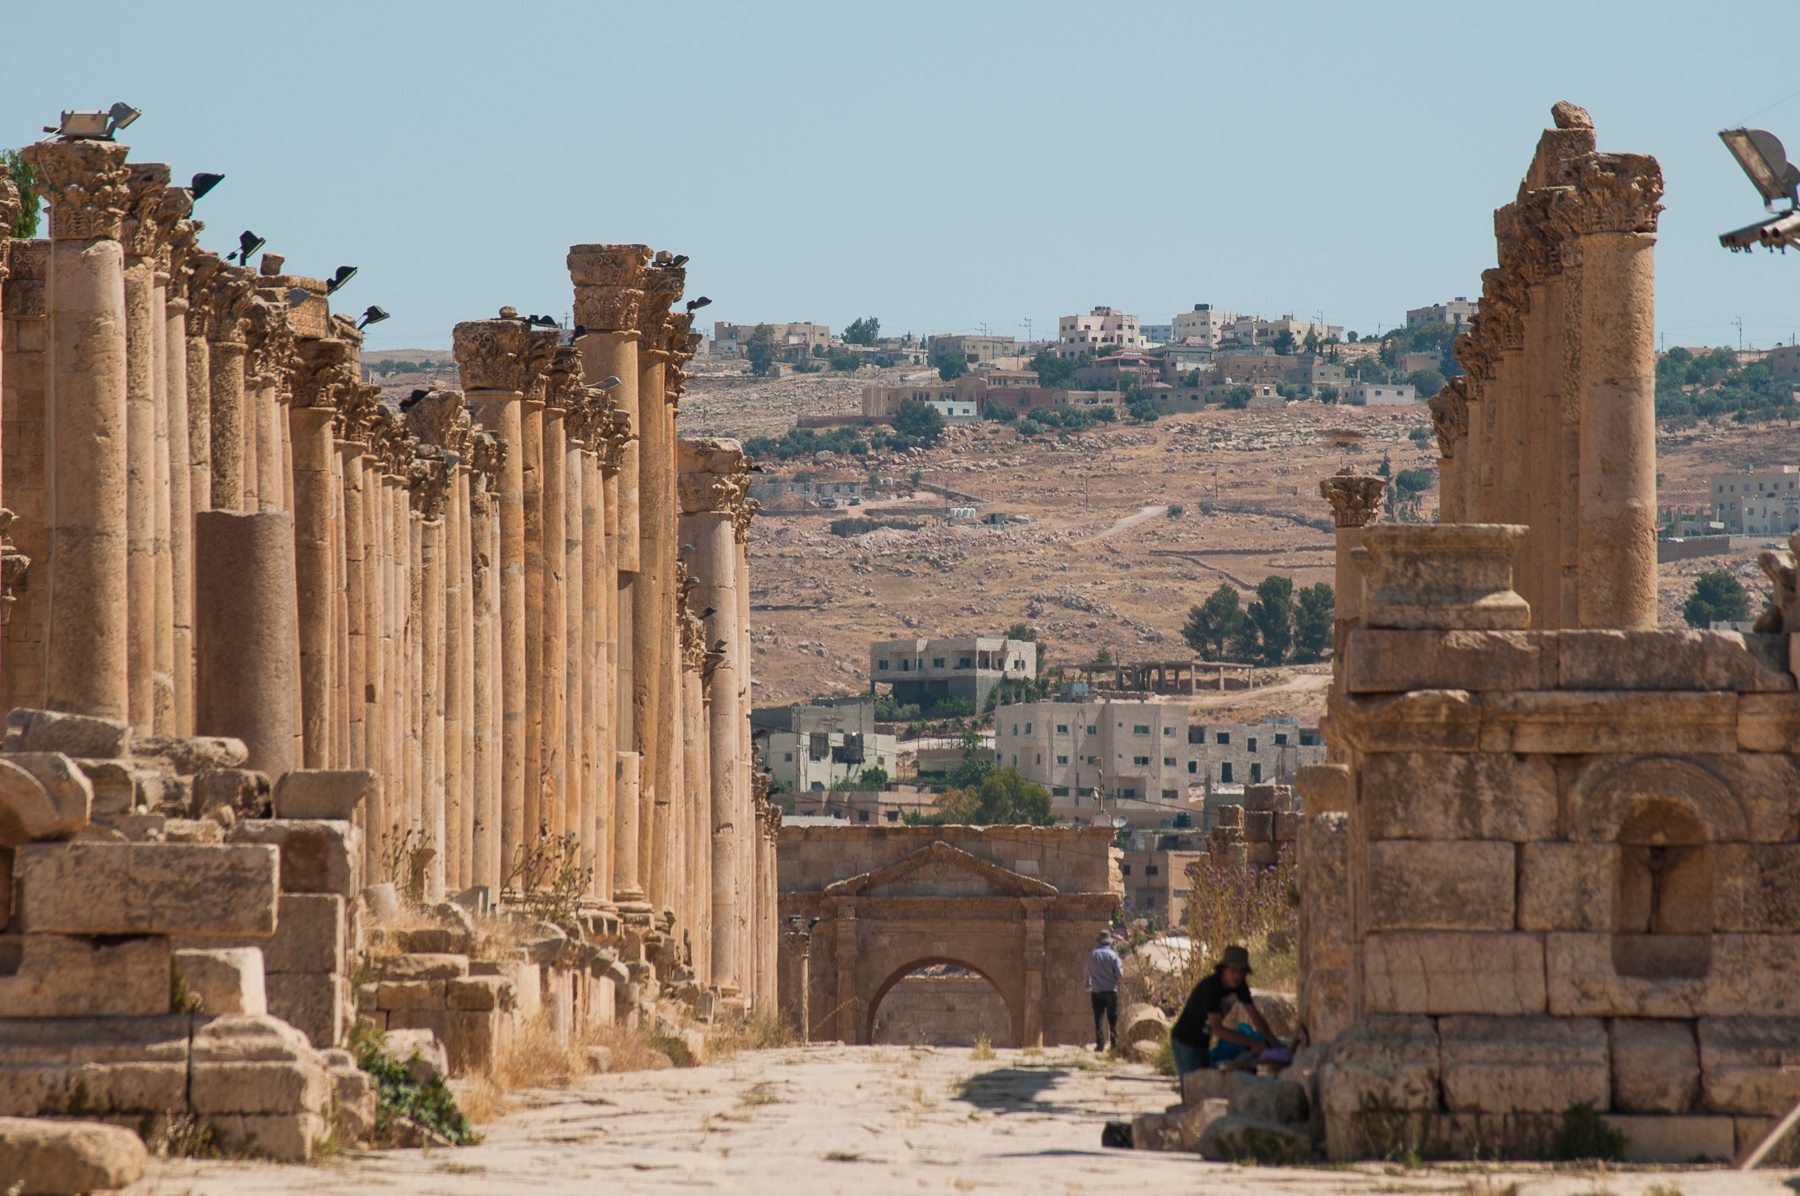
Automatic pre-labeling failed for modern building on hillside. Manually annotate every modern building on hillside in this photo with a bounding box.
[927,334,1016,367]
[1141,323,1172,345]
[712,321,830,353]
[1342,382,1418,406]
[1119,842,1205,921]
[1057,307,1144,358]
[751,696,897,793]
[870,635,1037,711]
[1220,316,1342,349]
[1707,465,1800,534]
[1773,345,1800,382]
[1405,298,1478,332]
[1172,304,1238,348]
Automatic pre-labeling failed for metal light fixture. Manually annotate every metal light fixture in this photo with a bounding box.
[524,314,557,328]
[45,102,139,141]
[226,230,265,264]
[106,102,140,134]
[190,173,224,201]
[1719,127,1800,252]
[599,376,622,390]
[326,266,357,295]
[356,305,389,330]
[285,287,312,307]
[685,296,712,313]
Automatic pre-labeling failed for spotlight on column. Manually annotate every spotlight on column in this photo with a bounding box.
[700,607,716,619]
[524,314,557,328]
[685,296,712,313]
[326,266,357,295]
[356,305,389,331]
[664,254,689,268]
[226,230,265,264]
[190,173,224,201]
[599,376,622,390]
[105,103,141,135]
[285,286,311,307]
[680,544,694,557]
[1719,127,1800,252]
[571,325,589,339]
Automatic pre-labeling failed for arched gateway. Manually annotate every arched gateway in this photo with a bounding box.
[777,826,1121,1047]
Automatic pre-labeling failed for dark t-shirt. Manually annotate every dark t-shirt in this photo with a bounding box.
[1170,969,1254,1048]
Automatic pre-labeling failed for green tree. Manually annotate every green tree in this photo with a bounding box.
[893,398,945,447]
[1271,329,1297,356]
[1292,582,1335,662]
[4,151,40,238]
[856,765,889,789]
[1183,584,1245,658]
[1224,384,1253,410]
[938,354,969,382]
[1316,385,1339,404]
[1407,368,1447,398]
[983,399,1018,422]
[1347,356,1385,382]
[1003,622,1042,672]
[938,766,1054,825]
[844,317,880,346]
[1683,570,1750,628]
[1246,575,1295,666]
[828,348,861,372]
[746,324,777,377]
[945,749,995,790]
[1030,350,1086,388]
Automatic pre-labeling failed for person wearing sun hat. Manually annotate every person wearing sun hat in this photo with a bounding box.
[1167,944,1275,1074]
[1085,928,1125,1052]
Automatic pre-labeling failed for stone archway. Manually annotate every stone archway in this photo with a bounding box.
[868,957,1016,1046]
[777,828,1120,1048]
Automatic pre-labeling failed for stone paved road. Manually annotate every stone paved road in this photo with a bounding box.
[128,1044,1798,1196]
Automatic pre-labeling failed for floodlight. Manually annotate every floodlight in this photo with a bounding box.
[667,254,689,268]
[357,305,389,330]
[326,266,357,295]
[285,287,311,307]
[685,296,712,313]
[599,376,622,390]
[227,230,265,264]
[190,173,224,201]
[1721,128,1800,211]
[525,314,557,328]
[48,111,111,139]
[106,103,140,134]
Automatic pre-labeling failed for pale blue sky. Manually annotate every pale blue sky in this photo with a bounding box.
[7,1,1798,353]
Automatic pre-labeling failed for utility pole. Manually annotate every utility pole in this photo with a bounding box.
[1735,316,1745,351]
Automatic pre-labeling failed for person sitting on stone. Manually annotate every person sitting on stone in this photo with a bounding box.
[1167,944,1276,1073]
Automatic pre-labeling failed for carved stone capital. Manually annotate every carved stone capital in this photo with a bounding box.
[0,175,19,264]
[404,388,473,458]
[542,345,582,414]
[1428,376,1471,459]
[22,140,130,241]
[568,243,650,334]
[1,239,48,319]
[453,315,529,392]
[1318,467,1386,530]
[411,450,454,519]
[676,437,749,516]
[1544,152,1663,238]
[0,508,30,625]
[120,165,181,260]
[732,496,760,545]
[519,326,561,406]
[201,259,257,347]
[291,336,357,411]
[468,430,507,495]
[636,262,685,351]
[244,296,295,401]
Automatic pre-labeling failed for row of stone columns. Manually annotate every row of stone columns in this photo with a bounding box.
[0,137,780,1011]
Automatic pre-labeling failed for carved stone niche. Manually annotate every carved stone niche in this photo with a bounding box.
[1353,524,1531,630]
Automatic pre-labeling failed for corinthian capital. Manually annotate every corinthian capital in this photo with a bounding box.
[542,345,582,413]
[22,140,130,241]
[519,326,561,405]
[1318,467,1386,530]
[636,260,685,352]
[1545,152,1664,238]
[0,177,19,280]
[120,164,176,259]
[404,388,473,458]
[1428,377,1471,459]
[568,243,650,334]
[452,313,529,392]
[291,336,357,410]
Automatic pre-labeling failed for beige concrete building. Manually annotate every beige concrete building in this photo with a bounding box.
[1706,465,1800,535]
[1056,307,1143,358]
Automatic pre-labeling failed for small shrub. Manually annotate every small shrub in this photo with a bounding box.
[1351,1091,1412,1162]
[356,1030,478,1146]
[971,1034,996,1061]
[502,827,593,926]
[1549,1100,1625,1161]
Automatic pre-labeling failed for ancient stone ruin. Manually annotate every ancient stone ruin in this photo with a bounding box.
[1294,103,1800,1165]
[0,126,775,1159]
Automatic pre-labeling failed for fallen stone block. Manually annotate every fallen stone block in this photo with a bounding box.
[226,819,360,896]
[0,757,86,848]
[583,1045,612,1073]
[174,948,267,1016]
[271,769,374,821]
[377,953,469,982]
[1128,1111,1181,1151]
[1180,1067,1233,1106]
[1610,1018,1699,1113]
[1230,1072,1309,1125]
[1174,1097,1230,1151]
[1438,1015,1608,1113]
[265,973,346,1050]
[131,736,248,777]
[190,768,270,817]
[1198,1114,1312,1163]
[384,1028,449,1084]
[3,709,130,760]
[64,759,155,819]
[0,934,171,1017]
[15,842,278,937]
[397,926,473,955]
[0,1116,146,1194]
[204,1111,327,1161]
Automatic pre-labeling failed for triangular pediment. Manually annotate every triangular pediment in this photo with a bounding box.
[825,840,1059,899]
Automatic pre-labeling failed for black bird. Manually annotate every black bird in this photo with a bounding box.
[400,388,431,411]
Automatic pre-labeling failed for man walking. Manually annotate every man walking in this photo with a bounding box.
[1086,929,1124,1052]
[1169,944,1275,1074]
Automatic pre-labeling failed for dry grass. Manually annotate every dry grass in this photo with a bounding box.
[707,1005,796,1061]
[970,1034,996,1061]
[459,1014,680,1123]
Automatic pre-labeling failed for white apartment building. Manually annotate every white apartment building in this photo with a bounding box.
[1220,316,1344,349]
[1057,307,1144,358]
[712,321,831,352]
[1171,304,1236,349]
[1343,383,1418,406]
[1406,298,1479,331]
[1708,466,1800,534]
[1141,323,1172,345]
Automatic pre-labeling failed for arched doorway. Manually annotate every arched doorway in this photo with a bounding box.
[868,957,1016,1047]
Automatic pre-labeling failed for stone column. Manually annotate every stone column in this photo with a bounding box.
[184,254,216,518]
[206,263,254,511]
[455,315,530,877]
[1558,158,1661,630]
[686,652,711,981]
[119,163,170,735]
[679,437,749,994]
[1317,467,1386,664]
[339,428,369,770]
[2,231,49,714]
[163,216,199,734]
[563,399,587,885]
[540,348,574,842]
[417,452,450,901]
[194,509,299,775]
[23,140,132,721]
[291,338,354,768]
[734,508,756,993]
[469,432,504,890]
[519,323,557,849]
[614,748,642,903]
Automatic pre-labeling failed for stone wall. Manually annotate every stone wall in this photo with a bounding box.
[872,971,1012,1046]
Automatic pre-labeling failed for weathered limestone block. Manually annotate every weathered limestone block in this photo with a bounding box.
[1216,805,1243,829]
[1243,811,1274,840]
[66,758,156,817]
[1295,762,1351,815]
[1362,932,1546,1015]
[1438,1016,1609,1113]
[1565,754,1768,843]
[1714,844,1800,932]
[1734,1112,1800,1167]
[1229,1072,1310,1124]
[191,768,270,816]
[189,1013,317,1062]
[1610,1018,1699,1113]
[1243,784,1278,812]
[1738,692,1800,752]
[0,1116,147,1194]
[1365,840,1514,932]
[254,893,345,974]
[1304,967,1355,1043]
[1344,629,1546,693]
[189,1059,331,1115]
[377,980,447,1010]
[1317,1014,1440,1117]
[0,934,170,1017]
[0,756,88,845]
[1699,1018,1800,1115]
[14,842,278,936]
[1326,689,1480,753]
[1355,524,1530,630]
[376,953,469,981]
[1361,751,1556,841]
[320,1048,376,1140]
[1546,934,1800,1017]
[1174,1098,1230,1152]
[265,973,346,1050]
[1557,629,1792,692]
[1516,842,1616,931]
[1480,691,1738,755]
[3,709,131,759]
[1603,1114,1736,1164]
[130,735,248,776]
[386,1007,511,1075]
[271,769,374,821]
[226,820,361,896]
[397,926,473,955]
[383,1029,450,1083]
[445,975,515,1011]
[1197,1115,1311,1163]
[1702,752,1800,841]
[173,948,267,1016]
[206,1111,328,1161]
